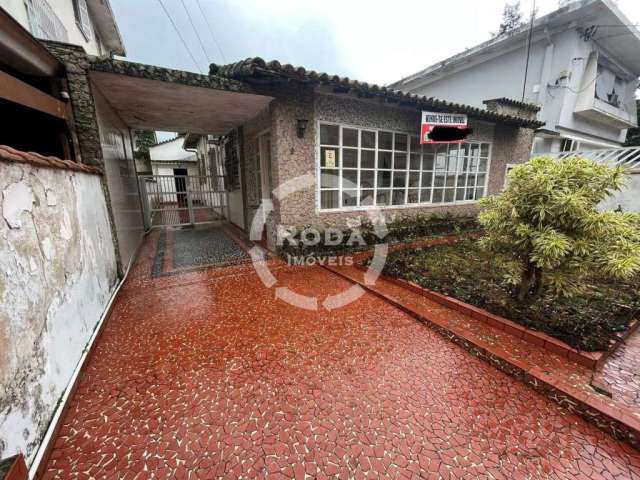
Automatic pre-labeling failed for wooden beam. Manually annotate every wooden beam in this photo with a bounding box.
[0,70,66,119]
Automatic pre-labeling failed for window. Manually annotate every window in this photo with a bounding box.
[560,138,578,152]
[318,123,490,210]
[73,0,92,40]
[24,0,69,42]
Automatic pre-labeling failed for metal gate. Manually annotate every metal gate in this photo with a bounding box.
[138,175,227,228]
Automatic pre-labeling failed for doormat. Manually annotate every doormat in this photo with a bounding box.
[152,224,257,277]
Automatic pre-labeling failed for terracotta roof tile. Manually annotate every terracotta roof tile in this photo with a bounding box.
[210,57,545,129]
[0,145,103,175]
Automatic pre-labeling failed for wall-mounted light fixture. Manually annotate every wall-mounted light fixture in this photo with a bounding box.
[296,119,309,138]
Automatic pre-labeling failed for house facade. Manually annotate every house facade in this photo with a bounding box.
[390,0,640,154]
[210,59,541,249]
[1,0,124,57]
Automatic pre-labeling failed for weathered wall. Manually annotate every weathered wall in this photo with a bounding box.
[269,90,535,230]
[0,161,118,465]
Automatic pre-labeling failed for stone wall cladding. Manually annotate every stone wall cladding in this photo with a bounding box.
[42,41,103,167]
[271,91,535,230]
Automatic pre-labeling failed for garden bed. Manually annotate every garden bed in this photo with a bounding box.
[378,238,640,352]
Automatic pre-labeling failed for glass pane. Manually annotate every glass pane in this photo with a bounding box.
[435,151,447,170]
[467,174,477,187]
[458,157,470,173]
[460,143,470,157]
[422,155,434,171]
[342,169,358,189]
[432,189,444,203]
[361,189,374,206]
[446,154,458,172]
[394,153,407,170]
[378,151,392,169]
[470,144,481,159]
[481,144,490,157]
[456,174,467,187]
[361,130,376,149]
[394,133,408,151]
[409,135,420,153]
[423,144,436,155]
[377,171,391,188]
[475,187,485,199]
[343,190,358,207]
[393,171,406,188]
[392,189,405,205]
[361,150,375,169]
[470,156,479,171]
[407,189,419,203]
[379,131,393,150]
[321,190,339,209]
[434,172,445,188]
[343,128,358,147]
[465,188,475,201]
[448,143,460,156]
[445,173,456,187]
[444,188,455,203]
[421,172,433,187]
[343,148,358,168]
[456,188,466,201]
[476,173,487,188]
[410,154,421,170]
[408,172,420,188]
[420,188,432,203]
[320,124,339,145]
[376,189,390,206]
[321,170,339,188]
[478,158,488,172]
[320,147,340,168]
[360,170,375,189]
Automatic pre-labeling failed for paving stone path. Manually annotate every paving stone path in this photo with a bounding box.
[42,230,640,479]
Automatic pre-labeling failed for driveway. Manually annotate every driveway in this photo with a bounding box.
[43,228,640,479]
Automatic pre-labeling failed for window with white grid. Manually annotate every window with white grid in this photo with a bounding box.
[318,123,490,210]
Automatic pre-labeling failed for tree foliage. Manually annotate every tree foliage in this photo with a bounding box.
[493,1,525,37]
[134,130,157,154]
[479,156,640,301]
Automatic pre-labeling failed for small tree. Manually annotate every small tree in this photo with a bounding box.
[493,2,524,37]
[479,156,640,302]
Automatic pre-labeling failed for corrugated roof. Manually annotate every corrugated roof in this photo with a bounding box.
[210,58,544,129]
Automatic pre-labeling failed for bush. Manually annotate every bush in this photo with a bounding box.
[479,155,640,302]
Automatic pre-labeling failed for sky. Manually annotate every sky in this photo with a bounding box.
[109,0,640,140]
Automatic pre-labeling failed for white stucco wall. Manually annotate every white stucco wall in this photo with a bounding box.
[0,161,118,465]
[0,0,105,55]
[600,172,640,212]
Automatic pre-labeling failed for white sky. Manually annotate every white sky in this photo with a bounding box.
[112,0,640,141]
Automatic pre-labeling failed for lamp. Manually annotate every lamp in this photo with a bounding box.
[296,119,308,138]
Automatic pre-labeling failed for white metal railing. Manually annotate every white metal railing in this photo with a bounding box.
[539,147,640,171]
[24,0,69,42]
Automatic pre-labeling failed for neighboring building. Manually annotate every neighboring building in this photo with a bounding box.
[149,135,199,177]
[390,0,640,154]
[0,0,124,56]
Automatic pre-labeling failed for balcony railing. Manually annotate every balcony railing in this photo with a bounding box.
[25,0,69,43]
[540,147,640,171]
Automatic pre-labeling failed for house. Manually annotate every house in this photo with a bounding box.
[389,0,640,154]
[1,0,125,57]
[208,58,542,249]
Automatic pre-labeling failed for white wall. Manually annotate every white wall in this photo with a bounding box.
[92,86,145,269]
[0,0,105,55]
[149,138,197,163]
[601,172,640,212]
[0,161,118,466]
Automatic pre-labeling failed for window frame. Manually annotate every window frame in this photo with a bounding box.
[73,0,92,41]
[316,120,492,212]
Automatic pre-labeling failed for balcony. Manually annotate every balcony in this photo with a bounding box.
[25,0,69,43]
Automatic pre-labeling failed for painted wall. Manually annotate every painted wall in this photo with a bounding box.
[600,172,640,212]
[1,0,105,55]
[92,86,145,270]
[400,27,635,150]
[0,161,118,466]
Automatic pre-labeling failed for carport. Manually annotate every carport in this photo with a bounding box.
[88,57,272,231]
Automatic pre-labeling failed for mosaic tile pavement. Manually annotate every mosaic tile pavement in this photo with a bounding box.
[42,231,640,479]
[596,331,640,410]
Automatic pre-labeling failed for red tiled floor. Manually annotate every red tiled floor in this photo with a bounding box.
[596,330,640,410]
[42,231,640,479]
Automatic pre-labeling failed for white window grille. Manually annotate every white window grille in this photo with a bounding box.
[73,0,92,40]
[24,0,69,42]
